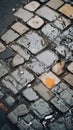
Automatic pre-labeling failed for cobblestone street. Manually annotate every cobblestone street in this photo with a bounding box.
[0,0,73,130]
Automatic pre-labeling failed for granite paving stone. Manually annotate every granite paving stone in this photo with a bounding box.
[1,29,19,44]
[46,0,64,10]
[24,113,34,123]
[24,1,40,12]
[11,21,29,35]
[36,6,60,22]
[14,8,34,22]
[59,4,73,19]
[63,73,73,87]
[27,15,44,29]
[41,23,60,41]
[50,96,69,113]
[39,71,61,89]
[22,88,39,101]
[33,82,54,101]
[67,62,73,73]
[30,98,53,119]
[4,95,15,107]
[31,119,43,130]
[12,54,24,67]
[36,50,58,68]
[17,31,48,54]
[0,42,6,53]
[0,61,9,78]
[54,15,71,30]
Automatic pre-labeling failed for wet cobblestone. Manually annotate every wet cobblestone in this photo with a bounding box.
[0,0,73,130]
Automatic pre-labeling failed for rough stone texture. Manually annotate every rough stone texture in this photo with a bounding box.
[14,8,34,22]
[27,15,44,29]
[11,21,29,35]
[17,120,32,130]
[46,0,64,10]
[42,23,60,41]
[33,83,54,101]
[67,62,73,73]
[17,31,48,54]
[12,54,24,67]
[39,71,61,88]
[24,113,34,123]
[63,73,73,87]
[24,1,40,12]
[4,96,15,107]
[0,42,6,53]
[36,6,60,22]
[1,29,19,44]
[31,119,43,130]
[0,61,9,78]
[30,99,53,119]
[36,50,58,68]
[22,88,39,101]
[50,96,69,113]
[59,4,73,19]
[54,16,71,30]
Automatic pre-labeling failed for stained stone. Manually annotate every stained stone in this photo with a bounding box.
[50,96,69,113]
[54,16,71,30]
[26,58,47,75]
[36,50,58,68]
[46,0,64,10]
[42,23,60,41]
[63,73,73,87]
[24,1,40,12]
[24,113,34,123]
[8,104,29,124]
[11,44,30,60]
[4,96,15,107]
[59,4,73,19]
[22,88,39,101]
[0,42,6,53]
[14,8,34,22]
[39,71,61,88]
[60,88,73,106]
[36,6,60,22]
[52,61,65,75]
[30,99,53,119]
[11,21,29,35]
[67,62,73,73]
[27,15,44,29]
[0,47,15,60]
[0,61,9,78]
[17,31,48,54]
[33,83,54,101]
[31,119,43,130]
[1,29,19,44]
[12,54,24,67]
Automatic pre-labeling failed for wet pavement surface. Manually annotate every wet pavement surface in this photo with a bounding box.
[0,0,73,130]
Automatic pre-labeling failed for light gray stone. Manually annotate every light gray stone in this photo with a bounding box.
[0,61,9,78]
[63,73,73,87]
[67,62,73,73]
[0,42,6,53]
[5,96,15,107]
[24,113,34,123]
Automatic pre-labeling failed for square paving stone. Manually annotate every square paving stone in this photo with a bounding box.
[17,31,48,54]
[27,15,44,29]
[8,104,29,124]
[36,6,60,22]
[59,4,73,19]
[60,88,73,106]
[67,62,73,73]
[4,95,15,107]
[24,113,34,123]
[26,58,47,75]
[41,23,60,41]
[50,96,69,113]
[46,0,64,10]
[33,82,54,101]
[36,50,58,68]
[24,1,40,12]
[54,16,71,30]
[11,21,29,35]
[39,71,61,89]
[1,29,19,44]
[0,61,9,78]
[30,98,53,119]
[63,73,73,87]
[52,61,65,75]
[31,119,43,130]
[22,88,39,101]
[0,42,6,53]
[14,8,34,22]
[11,44,30,60]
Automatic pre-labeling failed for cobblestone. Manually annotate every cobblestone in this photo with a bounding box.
[0,42,6,53]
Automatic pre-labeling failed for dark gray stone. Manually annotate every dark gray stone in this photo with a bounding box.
[31,119,43,130]
[4,96,15,107]
[24,113,34,123]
